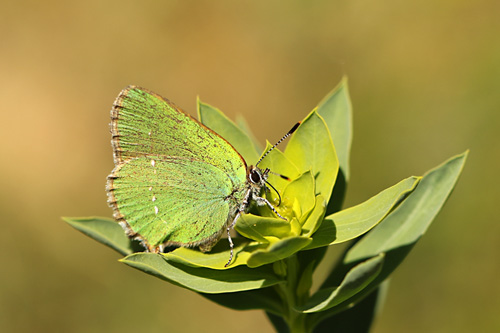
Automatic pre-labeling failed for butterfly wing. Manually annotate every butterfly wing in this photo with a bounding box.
[107,86,248,248]
[108,157,239,247]
[111,86,246,180]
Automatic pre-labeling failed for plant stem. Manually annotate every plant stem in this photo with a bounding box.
[275,255,308,333]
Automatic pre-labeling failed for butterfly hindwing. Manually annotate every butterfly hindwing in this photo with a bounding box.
[108,156,242,247]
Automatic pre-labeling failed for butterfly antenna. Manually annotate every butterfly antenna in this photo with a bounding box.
[269,170,291,181]
[265,180,282,206]
[256,122,301,167]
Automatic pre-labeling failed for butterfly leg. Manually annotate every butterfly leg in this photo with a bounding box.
[254,196,287,220]
[144,243,163,254]
[224,211,243,267]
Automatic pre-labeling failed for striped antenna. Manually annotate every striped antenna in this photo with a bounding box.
[269,170,291,181]
[256,122,301,167]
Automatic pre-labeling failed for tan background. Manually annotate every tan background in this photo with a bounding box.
[1,1,498,332]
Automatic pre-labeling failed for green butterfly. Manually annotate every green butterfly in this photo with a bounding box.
[106,86,298,266]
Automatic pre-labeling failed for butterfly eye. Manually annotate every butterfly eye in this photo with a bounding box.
[250,169,262,184]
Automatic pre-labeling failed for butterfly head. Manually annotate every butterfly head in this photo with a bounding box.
[247,165,269,189]
[247,165,285,208]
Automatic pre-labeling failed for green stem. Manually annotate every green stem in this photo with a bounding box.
[275,255,307,333]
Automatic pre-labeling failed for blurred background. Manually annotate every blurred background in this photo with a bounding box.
[1,1,498,332]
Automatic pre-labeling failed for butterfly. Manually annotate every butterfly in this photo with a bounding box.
[106,86,298,266]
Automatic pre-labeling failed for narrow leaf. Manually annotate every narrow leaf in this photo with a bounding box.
[318,151,468,313]
[298,254,384,313]
[246,236,312,268]
[296,260,317,304]
[317,76,352,182]
[236,114,263,153]
[258,143,300,193]
[284,110,339,204]
[63,216,137,256]
[308,280,390,333]
[202,287,284,315]
[120,253,283,294]
[316,77,353,214]
[236,215,292,243]
[161,239,262,269]
[302,195,327,237]
[266,312,290,333]
[306,176,420,250]
[345,151,468,264]
[281,171,316,223]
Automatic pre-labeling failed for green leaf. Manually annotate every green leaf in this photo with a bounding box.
[317,76,352,182]
[344,151,468,264]
[197,99,260,163]
[306,176,420,250]
[161,239,262,269]
[281,171,316,224]
[120,252,283,293]
[298,254,384,313]
[309,280,390,333]
[297,246,328,281]
[316,77,353,215]
[318,151,468,313]
[296,259,316,304]
[246,236,312,268]
[258,143,301,193]
[266,312,290,333]
[301,195,327,237]
[202,287,284,315]
[284,110,339,204]
[63,216,137,256]
[236,215,293,243]
[235,114,263,153]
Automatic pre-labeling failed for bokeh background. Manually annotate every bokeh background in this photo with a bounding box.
[1,1,498,332]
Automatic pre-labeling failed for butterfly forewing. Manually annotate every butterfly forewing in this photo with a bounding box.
[111,86,247,179]
[107,86,248,249]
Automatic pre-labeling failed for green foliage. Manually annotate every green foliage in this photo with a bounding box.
[64,78,467,332]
